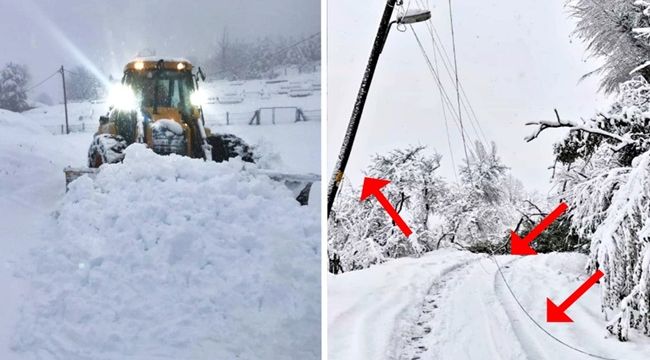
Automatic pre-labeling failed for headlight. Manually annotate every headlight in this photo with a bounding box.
[108,84,137,111]
[134,61,145,70]
[190,89,207,107]
[176,63,186,70]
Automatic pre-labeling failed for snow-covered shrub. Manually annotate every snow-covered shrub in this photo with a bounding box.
[0,62,30,112]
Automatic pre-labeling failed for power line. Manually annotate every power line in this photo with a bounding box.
[414,0,489,144]
[427,22,488,144]
[410,26,474,166]
[431,25,458,180]
[446,0,472,175]
[25,69,60,92]
[63,68,90,77]
[488,254,618,360]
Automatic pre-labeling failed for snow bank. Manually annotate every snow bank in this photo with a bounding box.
[13,144,320,359]
[0,109,90,360]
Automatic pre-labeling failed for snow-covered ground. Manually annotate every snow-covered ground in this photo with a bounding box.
[0,72,321,359]
[329,250,650,360]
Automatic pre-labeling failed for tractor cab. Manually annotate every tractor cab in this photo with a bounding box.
[123,59,196,118]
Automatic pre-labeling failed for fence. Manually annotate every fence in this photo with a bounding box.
[51,107,321,133]
[209,107,321,126]
[43,121,94,135]
[248,107,320,125]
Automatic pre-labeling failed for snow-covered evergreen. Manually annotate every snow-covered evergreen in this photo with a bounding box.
[569,0,650,93]
[0,62,30,112]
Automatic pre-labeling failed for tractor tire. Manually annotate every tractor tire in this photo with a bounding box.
[88,134,128,168]
[206,134,255,163]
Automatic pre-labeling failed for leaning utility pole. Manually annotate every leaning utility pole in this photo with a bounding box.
[60,65,69,134]
[327,0,398,217]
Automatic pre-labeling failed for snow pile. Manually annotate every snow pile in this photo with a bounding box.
[151,118,184,135]
[13,144,320,359]
[0,109,48,135]
[0,109,88,199]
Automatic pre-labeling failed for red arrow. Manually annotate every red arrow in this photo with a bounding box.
[360,177,412,237]
[547,269,604,322]
[510,202,568,255]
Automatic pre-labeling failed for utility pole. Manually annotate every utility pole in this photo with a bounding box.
[60,65,69,134]
[327,0,398,217]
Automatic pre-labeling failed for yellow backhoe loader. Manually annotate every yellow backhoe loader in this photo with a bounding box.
[64,58,317,204]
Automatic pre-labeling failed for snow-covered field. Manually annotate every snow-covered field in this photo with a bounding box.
[329,250,650,360]
[0,73,321,359]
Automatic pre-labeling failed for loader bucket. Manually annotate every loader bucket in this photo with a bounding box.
[260,171,320,206]
[64,167,99,190]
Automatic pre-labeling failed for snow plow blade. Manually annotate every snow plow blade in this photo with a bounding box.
[64,167,319,206]
[64,167,99,188]
[258,170,320,206]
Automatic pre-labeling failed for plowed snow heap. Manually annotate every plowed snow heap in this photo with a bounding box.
[15,145,321,359]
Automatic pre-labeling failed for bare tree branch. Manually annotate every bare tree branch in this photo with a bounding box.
[525,109,635,150]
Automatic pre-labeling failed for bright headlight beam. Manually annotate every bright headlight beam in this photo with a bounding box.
[22,0,111,88]
[108,84,137,111]
[190,90,206,107]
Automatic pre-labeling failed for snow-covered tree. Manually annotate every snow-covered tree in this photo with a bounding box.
[568,0,650,92]
[527,76,650,340]
[328,143,529,271]
[66,66,101,101]
[0,62,30,112]
[328,146,446,271]
[440,141,522,251]
[207,34,320,80]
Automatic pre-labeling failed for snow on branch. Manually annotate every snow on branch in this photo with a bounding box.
[525,109,635,150]
[630,60,650,75]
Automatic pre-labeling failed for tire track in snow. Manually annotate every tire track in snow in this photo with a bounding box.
[329,255,480,360]
[397,256,534,360]
[492,256,553,360]
[395,257,504,360]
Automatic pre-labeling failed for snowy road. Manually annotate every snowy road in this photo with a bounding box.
[328,250,650,360]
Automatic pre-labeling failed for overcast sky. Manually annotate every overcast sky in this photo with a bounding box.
[0,0,319,97]
[328,0,609,195]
